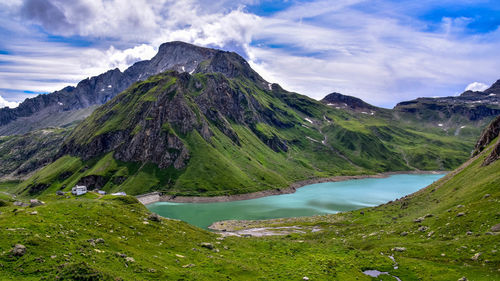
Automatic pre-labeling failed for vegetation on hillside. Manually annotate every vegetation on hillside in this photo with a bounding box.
[0,129,498,280]
[14,72,475,197]
[0,128,72,181]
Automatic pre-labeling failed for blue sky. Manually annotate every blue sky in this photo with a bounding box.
[0,0,499,108]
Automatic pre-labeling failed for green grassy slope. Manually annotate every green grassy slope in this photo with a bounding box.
[215,135,500,280]
[0,132,498,280]
[0,127,72,180]
[15,72,474,197]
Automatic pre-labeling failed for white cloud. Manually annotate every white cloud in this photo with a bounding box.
[465,82,489,92]
[245,2,500,106]
[103,44,157,71]
[0,0,260,93]
[0,0,499,108]
[0,95,20,108]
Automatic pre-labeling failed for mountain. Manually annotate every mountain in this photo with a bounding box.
[0,127,72,180]
[12,43,474,196]
[320,87,500,139]
[321,92,380,113]
[393,80,500,136]
[0,115,498,280]
[0,41,247,136]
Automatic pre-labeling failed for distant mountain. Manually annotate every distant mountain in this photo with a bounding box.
[393,80,500,134]
[13,43,473,196]
[0,41,265,136]
[0,127,71,180]
[320,84,500,138]
[321,92,378,112]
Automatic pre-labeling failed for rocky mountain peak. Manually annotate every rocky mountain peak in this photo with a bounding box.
[459,79,500,99]
[321,92,376,111]
[0,41,267,135]
[137,41,218,76]
[484,79,500,95]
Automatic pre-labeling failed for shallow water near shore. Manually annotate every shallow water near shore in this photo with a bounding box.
[147,174,445,229]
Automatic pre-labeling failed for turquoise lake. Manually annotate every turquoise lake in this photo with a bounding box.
[147,174,445,229]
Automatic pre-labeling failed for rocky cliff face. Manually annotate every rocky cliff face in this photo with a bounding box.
[59,70,288,170]
[0,41,265,136]
[473,115,500,165]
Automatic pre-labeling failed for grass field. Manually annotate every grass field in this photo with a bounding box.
[0,137,498,280]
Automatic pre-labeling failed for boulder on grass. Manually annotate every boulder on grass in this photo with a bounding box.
[12,244,26,257]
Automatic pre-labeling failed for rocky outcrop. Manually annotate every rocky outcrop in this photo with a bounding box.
[473,115,500,155]
[472,115,500,165]
[483,141,500,165]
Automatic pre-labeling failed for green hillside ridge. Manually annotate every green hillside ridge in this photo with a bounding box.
[15,71,474,197]
[0,121,498,280]
[0,127,73,181]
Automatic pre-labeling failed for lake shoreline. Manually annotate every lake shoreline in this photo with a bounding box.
[139,170,447,205]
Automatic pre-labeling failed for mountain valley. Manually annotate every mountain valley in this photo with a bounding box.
[0,41,499,281]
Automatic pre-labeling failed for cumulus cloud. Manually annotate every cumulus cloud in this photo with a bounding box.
[20,0,75,34]
[16,0,259,45]
[1,0,260,93]
[0,95,20,108]
[465,82,489,92]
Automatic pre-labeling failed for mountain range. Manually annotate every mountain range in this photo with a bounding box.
[1,41,499,137]
[1,41,499,197]
[0,41,499,281]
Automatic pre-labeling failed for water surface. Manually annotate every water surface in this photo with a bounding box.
[147,174,445,229]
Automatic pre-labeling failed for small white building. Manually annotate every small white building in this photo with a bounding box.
[71,185,87,196]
